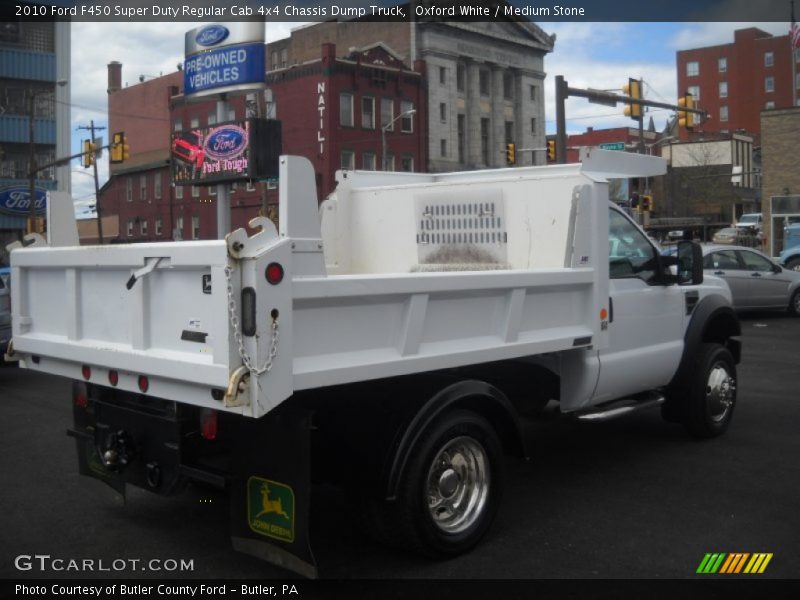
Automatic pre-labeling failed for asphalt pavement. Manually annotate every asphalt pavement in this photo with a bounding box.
[1,311,798,582]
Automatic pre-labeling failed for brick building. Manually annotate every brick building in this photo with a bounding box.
[99,63,265,243]
[268,20,554,171]
[760,107,800,256]
[676,27,800,141]
[267,42,426,199]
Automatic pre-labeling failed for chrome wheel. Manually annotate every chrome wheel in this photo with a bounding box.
[707,362,736,423]
[426,436,489,534]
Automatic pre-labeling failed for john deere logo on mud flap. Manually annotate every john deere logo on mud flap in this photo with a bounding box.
[247,476,295,543]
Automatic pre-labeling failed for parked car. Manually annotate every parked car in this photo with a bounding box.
[735,212,763,231]
[711,226,758,247]
[702,245,800,314]
[0,267,11,364]
[779,222,800,271]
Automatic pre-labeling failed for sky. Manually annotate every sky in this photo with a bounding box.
[67,20,792,217]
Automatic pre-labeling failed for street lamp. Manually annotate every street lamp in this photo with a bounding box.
[28,79,67,234]
[382,108,416,170]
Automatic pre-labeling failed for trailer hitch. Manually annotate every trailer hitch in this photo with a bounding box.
[225,365,250,408]
[100,429,136,471]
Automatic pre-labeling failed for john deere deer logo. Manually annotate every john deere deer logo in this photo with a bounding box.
[247,476,295,543]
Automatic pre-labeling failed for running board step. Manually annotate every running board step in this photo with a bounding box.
[576,392,665,422]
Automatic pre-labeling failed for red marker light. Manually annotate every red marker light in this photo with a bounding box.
[74,382,89,409]
[265,262,284,285]
[108,370,119,387]
[138,375,149,393]
[201,409,218,441]
[81,365,92,380]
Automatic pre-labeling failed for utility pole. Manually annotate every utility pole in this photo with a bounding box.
[77,121,106,244]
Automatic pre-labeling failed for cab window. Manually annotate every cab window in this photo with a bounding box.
[608,209,658,282]
[738,250,774,272]
[704,250,740,270]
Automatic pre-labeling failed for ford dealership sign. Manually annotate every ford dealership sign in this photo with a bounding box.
[195,24,229,47]
[205,125,248,160]
[0,187,46,216]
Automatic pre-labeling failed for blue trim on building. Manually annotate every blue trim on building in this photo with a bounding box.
[0,213,27,230]
[0,115,56,144]
[0,49,56,82]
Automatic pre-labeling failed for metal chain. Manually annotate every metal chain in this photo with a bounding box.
[224,266,279,376]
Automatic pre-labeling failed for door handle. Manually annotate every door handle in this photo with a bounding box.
[751,272,762,277]
[714,271,725,275]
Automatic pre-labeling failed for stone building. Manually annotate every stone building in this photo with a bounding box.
[267,20,554,171]
[761,107,800,256]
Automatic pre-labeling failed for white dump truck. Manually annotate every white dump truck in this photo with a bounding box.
[6,150,741,577]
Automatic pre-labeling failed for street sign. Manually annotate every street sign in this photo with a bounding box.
[599,142,625,151]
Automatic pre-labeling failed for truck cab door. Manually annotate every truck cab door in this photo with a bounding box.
[591,208,685,403]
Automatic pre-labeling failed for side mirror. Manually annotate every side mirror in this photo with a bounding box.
[677,241,703,285]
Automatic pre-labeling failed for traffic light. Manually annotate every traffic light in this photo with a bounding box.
[82,139,96,168]
[678,93,695,129]
[622,78,642,120]
[505,143,516,165]
[641,195,653,212]
[547,139,556,162]
[110,131,131,164]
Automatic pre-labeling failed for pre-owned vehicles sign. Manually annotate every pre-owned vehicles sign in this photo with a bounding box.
[183,43,265,96]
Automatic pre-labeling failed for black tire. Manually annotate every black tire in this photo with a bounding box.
[682,343,737,438]
[785,257,800,272]
[789,289,800,316]
[361,409,504,558]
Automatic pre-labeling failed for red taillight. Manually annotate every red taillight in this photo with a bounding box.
[74,382,89,409]
[108,370,119,387]
[265,262,284,285]
[138,375,149,393]
[81,365,92,380]
[201,409,218,441]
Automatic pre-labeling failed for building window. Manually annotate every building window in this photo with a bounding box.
[173,121,182,132]
[457,114,465,164]
[228,108,236,121]
[503,72,514,100]
[127,220,134,237]
[765,76,775,93]
[719,81,728,98]
[479,70,490,96]
[439,66,446,85]
[192,215,200,240]
[505,121,514,144]
[190,117,199,128]
[176,216,183,237]
[192,185,199,198]
[271,51,279,71]
[530,85,537,102]
[480,118,490,165]
[280,48,288,68]
[686,61,699,77]
[720,105,729,122]
[139,175,147,201]
[456,64,465,92]
[209,185,216,196]
[140,219,148,236]
[266,179,278,190]
[176,185,183,200]
[126,177,132,202]
[764,51,774,67]
[401,101,414,133]
[439,102,447,123]
[154,171,161,200]
[155,217,163,237]
[340,93,353,127]
[341,150,355,170]
[208,112,217,126]
[246,180,255,192]
[718,57,727,72]
[400,155,413,172]
[530,117,537,136]
[381,98,394,130]
[383,153,394,171]
[687,85,700,101]
[362,152,376,170]
[766,101,775,109]
[361,96,375,129]
[440,139,447,157]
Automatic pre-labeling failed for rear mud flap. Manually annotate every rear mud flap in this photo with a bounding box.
[230,404,316,579]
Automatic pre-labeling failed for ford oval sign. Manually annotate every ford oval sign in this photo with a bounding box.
[0,186,47,216]
[195,25,229,47]
[204,125,248,161]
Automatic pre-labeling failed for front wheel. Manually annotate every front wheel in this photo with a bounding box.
[683,343,737,438]
[789,289,800,316]
[785,257,800,272]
